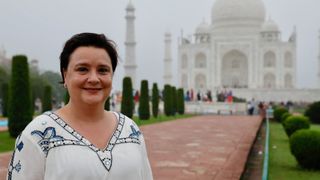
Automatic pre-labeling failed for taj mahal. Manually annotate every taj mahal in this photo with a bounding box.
[174,0,320,102]
[123,0,320,102]
[178,0,296,90]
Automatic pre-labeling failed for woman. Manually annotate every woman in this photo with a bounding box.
[7,33,153,180]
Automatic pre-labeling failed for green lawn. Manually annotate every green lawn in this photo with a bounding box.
[0,114,194,153]
[0,131,16,153]
[269,121,320,179]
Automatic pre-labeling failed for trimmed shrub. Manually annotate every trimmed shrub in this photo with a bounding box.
[121,77,134,118]
[64,90,70,104]
[273,107,288,122]
[163,84,173,116]
[8,55,32,137]
[138,80,150,120]
[304,101,320,124]
[171,86,177,115]
[283,115,310,137]
[289,129,320,169]
[281,112,292,124]
[104,97,110,111]
[42,85,52,112]
[1,83,9,116]
[151,83,159,118]
[177,88,185,115]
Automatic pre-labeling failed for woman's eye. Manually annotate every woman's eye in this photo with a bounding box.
[99,68,110,74]
[77,67,88,72]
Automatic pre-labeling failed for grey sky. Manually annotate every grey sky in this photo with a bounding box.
[0,0,319,90]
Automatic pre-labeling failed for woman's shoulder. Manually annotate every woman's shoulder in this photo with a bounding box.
[111,111,138,127]
[21,112,57,137]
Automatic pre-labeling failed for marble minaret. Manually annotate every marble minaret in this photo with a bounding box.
[124,0,137,88]
[163,32,173,85]
[318,30,320,88]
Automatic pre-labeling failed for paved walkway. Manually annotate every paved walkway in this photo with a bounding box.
[0,115,262,180]
[141,115,262,180]
[0,152,11,180]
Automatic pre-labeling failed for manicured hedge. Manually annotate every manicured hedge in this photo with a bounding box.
[8,55,32,137]
[138,80,150,120]
[290,129,320,169]
[304,101,320,124]
[151,83,159,118]
[121,77,134,118]
[273,107,288,122]
[42,85,52,112]
[177,88,185,115]
[283,115,310,137]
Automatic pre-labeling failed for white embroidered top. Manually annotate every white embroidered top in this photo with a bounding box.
[7,111,153,180]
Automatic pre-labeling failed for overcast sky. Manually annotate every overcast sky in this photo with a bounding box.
[0,0,319,90]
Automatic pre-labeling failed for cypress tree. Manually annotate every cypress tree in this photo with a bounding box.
[42,85,52,112]
[172,86,177,115]
[1,83,9,117]
[138,80,150,120]
[177,88,185,115]
[8,55,32,137]
[104,97,110,111]
[163,84,173,116]
[64,90,69,105]
[121,77,134,118]
[152,83,159,118]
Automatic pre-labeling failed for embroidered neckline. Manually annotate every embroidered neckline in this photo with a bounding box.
[44,111,125,171]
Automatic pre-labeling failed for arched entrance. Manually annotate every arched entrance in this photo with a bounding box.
[221,50,248,88]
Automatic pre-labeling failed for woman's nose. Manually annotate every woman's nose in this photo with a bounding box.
[87,71,99,83]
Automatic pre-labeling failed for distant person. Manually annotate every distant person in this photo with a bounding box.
[247,99,255,115]
[7,33,153,180]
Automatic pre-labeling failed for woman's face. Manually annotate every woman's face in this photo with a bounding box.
[64,46,113,106]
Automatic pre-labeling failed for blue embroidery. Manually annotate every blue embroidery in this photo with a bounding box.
[129,125,141,138]
[17,141,24,152]
[31,127,64,154]
[13,160,21,172]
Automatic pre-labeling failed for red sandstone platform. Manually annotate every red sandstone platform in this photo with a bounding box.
[0,115,262,180]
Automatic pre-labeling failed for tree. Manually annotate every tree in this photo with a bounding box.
[177,88,185,115]
[30,75,45,113]
[172,86,177,115]
[42,85,52,112]
[8,55,32,137]
[64,90,70,105]
[105,97,110,111]
[1,83,9,116]
[121,77,134,118]
[41,71,65,104]
[0,66,9,98]
[138,80,150,120]
[163,84,173,116]
[152,83,159,118]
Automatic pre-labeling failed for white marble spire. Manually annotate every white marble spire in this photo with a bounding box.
[163,32,173,85]
[124,0,137,89]
[318,29,320,88]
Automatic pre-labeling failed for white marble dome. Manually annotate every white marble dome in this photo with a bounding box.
[211,0,266,27]
[261,19,279,32]
[195,21,211,34]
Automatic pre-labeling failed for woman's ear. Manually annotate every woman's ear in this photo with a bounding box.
[63,69,67,82]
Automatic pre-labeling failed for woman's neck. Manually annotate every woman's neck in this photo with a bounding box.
[63,101,106,123]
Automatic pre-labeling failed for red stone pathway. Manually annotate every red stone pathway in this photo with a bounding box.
[0,115,262,180]
[141,115,262,180]
[0,152,11,180]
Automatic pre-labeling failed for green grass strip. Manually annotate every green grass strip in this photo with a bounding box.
[0,131,15,152]
[262,118,270,180]
[269,122,320,179]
